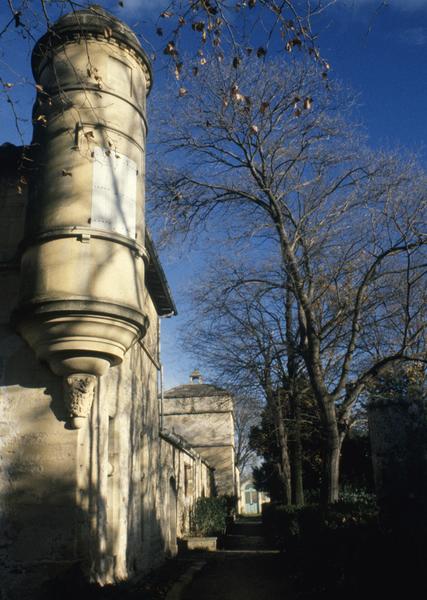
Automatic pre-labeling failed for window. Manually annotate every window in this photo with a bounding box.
[184,464,193,497]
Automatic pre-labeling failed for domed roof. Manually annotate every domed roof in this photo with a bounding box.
[32,5,151,85]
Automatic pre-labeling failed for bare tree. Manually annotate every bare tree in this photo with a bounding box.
[0,0,342,146]
[150,56,427,502]
[181,257,310,504]
[233,395,260,477]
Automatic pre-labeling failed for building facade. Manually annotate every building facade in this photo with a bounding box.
[0,8,234,599]
[163,370,239,497]
[238,478,270,515]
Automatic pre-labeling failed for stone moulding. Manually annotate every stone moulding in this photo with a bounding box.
[12,298,149,377]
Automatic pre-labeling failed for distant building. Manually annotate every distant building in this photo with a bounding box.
[163,370,239,497]
[239,478,270,515]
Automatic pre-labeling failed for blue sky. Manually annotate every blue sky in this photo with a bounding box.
[1,1,426,388]
[156,0,427,389]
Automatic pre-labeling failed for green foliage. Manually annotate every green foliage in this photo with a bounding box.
[190,496,227,537]
[263,498,427,598]
[338,486,376,507]
[367,362,426,404]
[262,499,378,548]
[340,431,374,491]
[367,363,427,531]
[249,380,323,502]
[221,494,238,516]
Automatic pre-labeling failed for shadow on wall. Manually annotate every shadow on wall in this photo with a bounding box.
[0,340,167,600]
[0,344,83,599]
[0,28,169,600]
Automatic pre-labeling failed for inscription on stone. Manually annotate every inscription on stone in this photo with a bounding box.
[92,146,137,238]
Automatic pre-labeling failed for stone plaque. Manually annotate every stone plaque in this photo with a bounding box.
[92,146,137,238]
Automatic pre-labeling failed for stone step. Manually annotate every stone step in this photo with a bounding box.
[223,534,270,551]
[228,524,264,537]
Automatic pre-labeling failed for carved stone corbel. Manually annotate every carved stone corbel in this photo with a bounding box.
[64,373,97,429]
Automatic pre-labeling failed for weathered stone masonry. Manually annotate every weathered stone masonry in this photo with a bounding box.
[0,7,233,599]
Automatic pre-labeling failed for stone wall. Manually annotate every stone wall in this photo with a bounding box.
[0,159,213,598]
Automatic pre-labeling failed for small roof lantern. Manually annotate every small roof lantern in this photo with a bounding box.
[190,369,203,384]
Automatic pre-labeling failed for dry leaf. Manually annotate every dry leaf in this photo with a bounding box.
[62,169,72,176]
[292,96,300,107]
[303,97,312,110]
[175,62,183,80]
[250,124,259,134]
[260,101,269,114]
[164,42,177,56]
[192,22,205,32]
[161,11,173,18]
[178,87,187,97]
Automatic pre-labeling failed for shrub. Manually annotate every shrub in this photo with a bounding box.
[222,494,238,516]
[338,486,377,507]
[190,496,227,537]
[262,498,379,549]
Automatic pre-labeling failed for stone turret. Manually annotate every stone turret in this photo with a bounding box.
[13,6,152,427]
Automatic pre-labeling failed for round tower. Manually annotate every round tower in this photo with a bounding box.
[13,6,152,427]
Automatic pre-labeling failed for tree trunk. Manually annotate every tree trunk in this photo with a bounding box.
[284,283,304,505]
[275,391,292,505]
[290,395,305,506]
[321,403,342,504]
